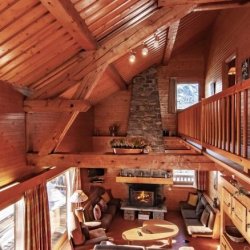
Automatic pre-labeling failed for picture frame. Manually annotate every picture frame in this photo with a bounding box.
[241,58,250,81]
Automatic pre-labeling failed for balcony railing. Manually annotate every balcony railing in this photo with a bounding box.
[177,79,250,173]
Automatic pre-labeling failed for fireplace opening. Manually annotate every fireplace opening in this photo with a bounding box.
[129,184,163,207]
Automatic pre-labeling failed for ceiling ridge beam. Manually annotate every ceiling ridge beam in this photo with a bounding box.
[194,1,250,11]
[158,0,232,7]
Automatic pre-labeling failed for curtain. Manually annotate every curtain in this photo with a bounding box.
[25,183,51,250]
[196,170,208,191]
[168,77,176,114]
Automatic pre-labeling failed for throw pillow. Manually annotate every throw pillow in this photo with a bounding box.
[207,208,215,229]
[195,200,205,216]
[187,193,198,207]
[200,208,210,226]
[98,198,108,212]
[101,191,111,203]
[93,204,102,220]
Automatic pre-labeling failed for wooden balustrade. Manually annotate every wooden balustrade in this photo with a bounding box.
[178,79,250,173]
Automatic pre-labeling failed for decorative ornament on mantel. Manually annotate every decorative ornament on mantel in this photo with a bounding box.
[110,137,151,154]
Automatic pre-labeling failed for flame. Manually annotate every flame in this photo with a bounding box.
[136,191,151,203]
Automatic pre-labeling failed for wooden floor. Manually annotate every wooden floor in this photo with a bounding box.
[61,210,220,250]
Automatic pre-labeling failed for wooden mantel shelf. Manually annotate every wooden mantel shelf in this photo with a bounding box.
[27,152,217,170]
[116,176,173,185]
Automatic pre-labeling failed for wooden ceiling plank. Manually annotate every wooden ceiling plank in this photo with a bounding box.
[106,65,127,90]
[158,0,231,6]
[27,153,216,170]
[0,14,55,58]
[194,2,250,11]
[162,21,180,65]
[40,0,97,50]
[95,0,156,41]
[2,35,77,83]
[17,46,80,91]
[0,0,17,13]
[24,99,91,112]
[0,0,38,30]
[0,23,65,72]
[0,4,48,45]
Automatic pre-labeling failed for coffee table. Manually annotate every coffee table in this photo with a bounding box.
[122,219,179,247]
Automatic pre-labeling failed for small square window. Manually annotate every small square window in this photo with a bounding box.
[176,83,199,110]
[173,170,196,187]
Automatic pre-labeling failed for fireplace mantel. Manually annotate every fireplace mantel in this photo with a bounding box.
[116,176,173,185]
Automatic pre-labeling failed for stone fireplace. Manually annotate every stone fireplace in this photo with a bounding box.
[128,184,163,207]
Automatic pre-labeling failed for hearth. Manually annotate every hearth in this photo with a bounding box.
[128,184,163,207]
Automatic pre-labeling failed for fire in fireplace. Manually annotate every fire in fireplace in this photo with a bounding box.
[129,184,161,207]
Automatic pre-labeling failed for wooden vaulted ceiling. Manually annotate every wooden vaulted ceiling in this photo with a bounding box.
[2,0,248,106]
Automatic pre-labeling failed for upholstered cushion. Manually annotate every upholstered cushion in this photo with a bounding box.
[181,209,199,219]
[187,193,198,207]
[207,208,216,229]
[93,204,102,220]
[200,208,210,226]
[98,198,108,212]
[195,199,205,216]
[71,228,85,246]
[101,191,111,203]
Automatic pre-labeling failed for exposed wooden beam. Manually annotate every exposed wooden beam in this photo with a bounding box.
[194,1,250,11]
[27,153,217,170]
[30,5,194,99]
[40,0,97,50]
[158,0,231,7]
[162,21,180,65]
[106,65,127,90]
[37,65,107,155]
[24,99,91,112]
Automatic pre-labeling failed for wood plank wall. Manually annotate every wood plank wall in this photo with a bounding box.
[158,39,205,133]
[205,8,250,96]
[0,83,31,187]
[27,109,94,153]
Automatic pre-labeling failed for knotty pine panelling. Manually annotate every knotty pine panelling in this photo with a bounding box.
[158,40,206,133]
[94,90,131,137]
[0,84,30,187]
[205,8,250,97]
[57,109,94,152]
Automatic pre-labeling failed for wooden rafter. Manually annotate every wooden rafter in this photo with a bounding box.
[38,65,107,155]
[40,0,97,49]
[106,65,127,90]
[24,99,91,112]
[162,21,180,65]
[194,1,250,11]
[158,0,232,6]
[30,5,194,99]
[27,153,217,170]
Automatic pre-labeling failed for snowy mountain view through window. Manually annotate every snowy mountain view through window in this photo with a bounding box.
[176,83,199,110]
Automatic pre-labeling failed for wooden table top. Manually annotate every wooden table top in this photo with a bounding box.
[122,219,179,242]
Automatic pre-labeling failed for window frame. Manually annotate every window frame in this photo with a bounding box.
[173,170,197,188]
[176,81,200,111]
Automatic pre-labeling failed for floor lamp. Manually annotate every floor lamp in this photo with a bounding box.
[70,190,88,223]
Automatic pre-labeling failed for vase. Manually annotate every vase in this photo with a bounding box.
[112,148,143,154]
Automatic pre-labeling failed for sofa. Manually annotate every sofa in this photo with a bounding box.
[179,192,220,239]
[82,186,120,231]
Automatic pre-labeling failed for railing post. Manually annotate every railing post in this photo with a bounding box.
[201,98,205,152]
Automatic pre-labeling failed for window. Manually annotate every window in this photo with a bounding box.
[47,174,67,247]
[173,170,196,187]
[0,199,24,250]
[176,83,199,110]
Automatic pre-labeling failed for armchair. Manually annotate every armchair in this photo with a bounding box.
[69,213,108,250]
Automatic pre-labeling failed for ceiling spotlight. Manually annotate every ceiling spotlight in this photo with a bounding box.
[141,43,149,57]
[129,51,136,64]
[154,34,160,48]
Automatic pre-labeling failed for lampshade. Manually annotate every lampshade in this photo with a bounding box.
[129,51,136,64]
[141,44,149,57]
[228,66,236,75]
[153,34,159,48]
[70,190,88,204]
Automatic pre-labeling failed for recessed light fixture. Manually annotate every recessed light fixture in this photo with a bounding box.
[141,43,149,57]
[129,50,136,64]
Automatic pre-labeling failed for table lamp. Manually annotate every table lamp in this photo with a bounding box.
[70,190,88,222]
